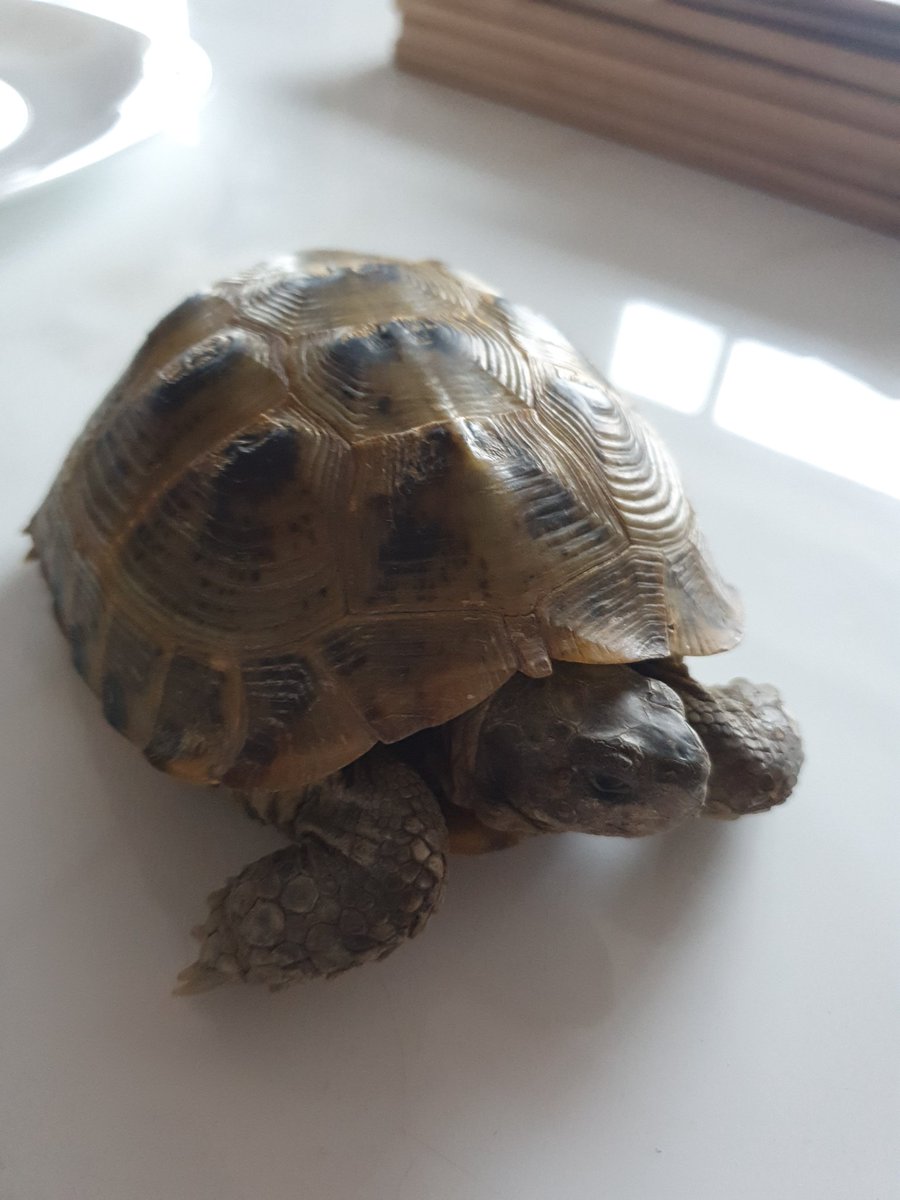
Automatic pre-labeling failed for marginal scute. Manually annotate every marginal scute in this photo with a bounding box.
[142,654,235,782]
[316,612,518,742]
[59,546,106,684]
[101,673,128,732]
[100,612,164,743]
[222,660,375,790]
[29,250,743,792]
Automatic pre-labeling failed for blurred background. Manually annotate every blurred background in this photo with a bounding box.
[0,3,897,1199]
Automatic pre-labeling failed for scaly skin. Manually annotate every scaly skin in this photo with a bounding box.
[178,661,802,990]
[636,659,804,818]
[176,751,447,993]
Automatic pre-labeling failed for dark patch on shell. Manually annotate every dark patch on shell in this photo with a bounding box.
[378,512,447,575]
[233,725,281,772]
[415,321,458,354]
[49,583,65,627]
[403,425,455,485]
[159,478,196,516]
[327,325,404,385]
[524,480,582,538]
[146,332,242,415]
[500,443,611,547]
[65,567,103,674]
[169,656,225,726]
[96,429,130,482]
[103,617,161,695]
[101,673,128,732]
[69,625,88,678]
[216,424,298,498]
[323,631,369,677]
[244,656,318,719]
[143,721,184,769]
[326,320,460,416]
[132,522,156,552]
[198,427,297,567]
[374,425,466,586]
[144,655,226,769]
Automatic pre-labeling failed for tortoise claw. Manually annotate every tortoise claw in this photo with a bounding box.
[173,961,234,996]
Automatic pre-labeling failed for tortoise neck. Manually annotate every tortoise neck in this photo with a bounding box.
[398,712,520,854]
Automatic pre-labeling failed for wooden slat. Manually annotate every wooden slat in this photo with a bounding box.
[546,0,900,97]
[773,0,900,15]
[403,0,900,137]
[401,1,900,196]
[676,0,900,25]
[672,0,900,55]
[396,16,900,235]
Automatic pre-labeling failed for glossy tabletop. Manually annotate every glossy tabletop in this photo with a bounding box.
[0,3,897,1198]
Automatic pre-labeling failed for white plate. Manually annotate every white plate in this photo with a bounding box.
[0,0,210,200]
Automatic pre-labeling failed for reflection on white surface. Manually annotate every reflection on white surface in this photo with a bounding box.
[35,0,190,40]
[714,341,900,500]
[0,0,209,200]
[609,301,726,414]
[0,78,29,153]
[115,36,209,148]
[613,301,900,501]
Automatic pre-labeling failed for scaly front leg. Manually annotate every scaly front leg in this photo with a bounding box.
[637,659,804,818]
[176,751,448,992]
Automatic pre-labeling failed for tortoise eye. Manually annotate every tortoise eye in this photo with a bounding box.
[588,772,632,802]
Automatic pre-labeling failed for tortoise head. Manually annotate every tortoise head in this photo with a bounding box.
[452,664,711,838]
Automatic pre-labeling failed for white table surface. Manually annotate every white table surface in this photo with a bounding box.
[1,3,898,1198]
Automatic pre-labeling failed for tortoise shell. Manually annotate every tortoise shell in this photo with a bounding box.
[29,250,741,790]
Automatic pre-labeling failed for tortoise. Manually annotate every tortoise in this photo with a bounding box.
[28,250,803,992]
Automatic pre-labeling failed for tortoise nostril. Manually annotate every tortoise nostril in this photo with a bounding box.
[659,751,709,786]
[658,764,690,784]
